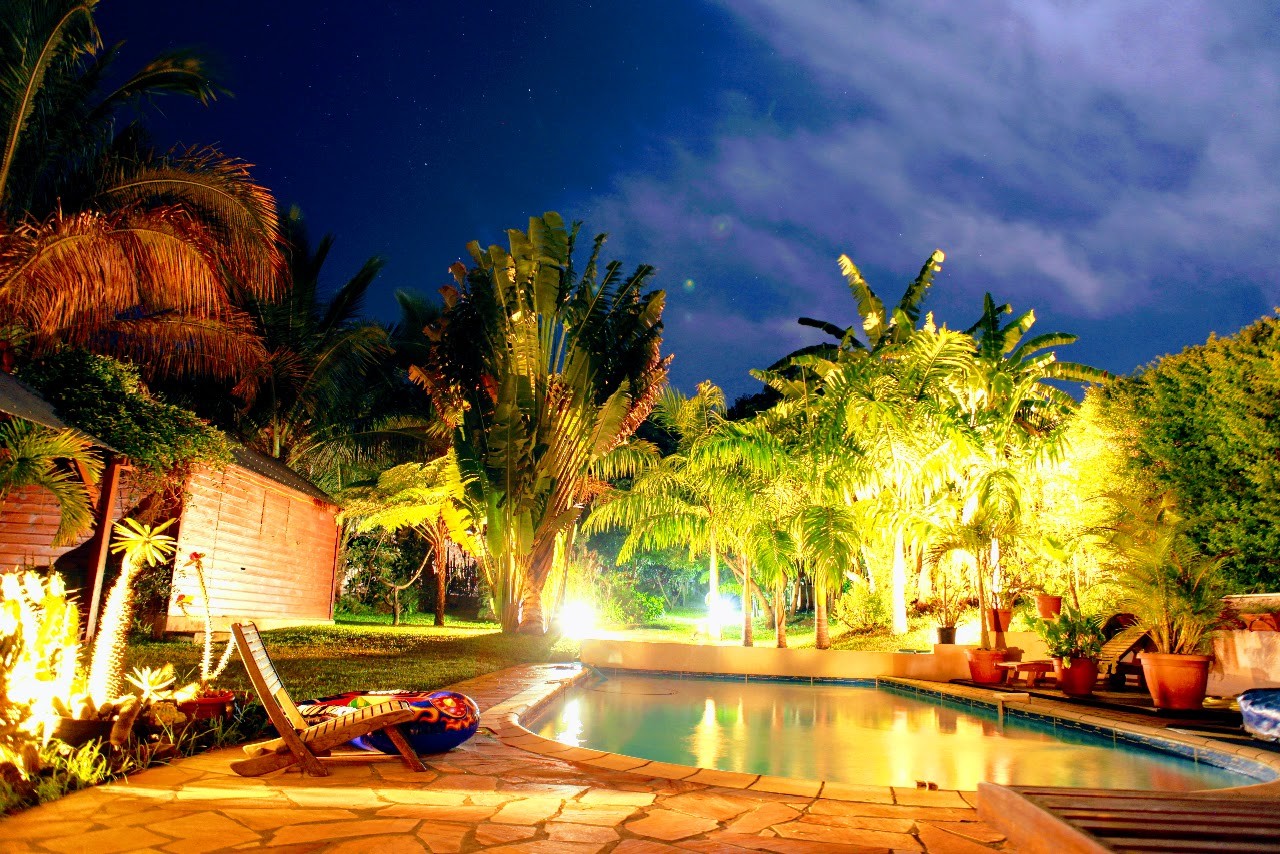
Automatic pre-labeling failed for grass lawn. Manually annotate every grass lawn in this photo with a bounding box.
[125,616,580,701]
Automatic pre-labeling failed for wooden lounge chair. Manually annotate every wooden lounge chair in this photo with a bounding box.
[978,783,1280,853]
[1096,625,1152,689]
[230,622,428,777]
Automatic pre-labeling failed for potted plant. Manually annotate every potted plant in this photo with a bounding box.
[171,552,237,720]
[1033,606,1105,696]
[1103,494,1228,710]
[932,565,970,645]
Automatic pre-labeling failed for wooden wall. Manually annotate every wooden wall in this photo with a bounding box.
[167,464,338,631]
[0,482,132,587]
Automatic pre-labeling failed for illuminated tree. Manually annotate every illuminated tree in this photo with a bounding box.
[0,0,282,380]
[416,213,668,633]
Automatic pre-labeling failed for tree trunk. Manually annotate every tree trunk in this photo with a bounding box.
[754,584,774,628]
[435,556,447,627]
[976,549,991,650]
[707,529,721,640]
[741,561,754,647]
[517,580,546,634]
[391,586,402,626]
[890,528,908,635]
[990,537,1006,650]
[914,540,931,600]
[774,585,788,648]
[815,576,830,649]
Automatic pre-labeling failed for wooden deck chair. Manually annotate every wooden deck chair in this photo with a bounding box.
[978,783,1280,853]
[1095,625,1152,689]
[230,622,427,777]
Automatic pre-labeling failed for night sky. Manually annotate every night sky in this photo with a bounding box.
[101,1,1280,400]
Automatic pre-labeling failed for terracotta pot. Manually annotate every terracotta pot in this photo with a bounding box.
[1054,657,1098,697]
[1138,652,1212,710]
[936,626,957,645]
[985,608,1013,632]
[179,690,236,721]
[1035,594,1063,619]
[966,648,1008,684]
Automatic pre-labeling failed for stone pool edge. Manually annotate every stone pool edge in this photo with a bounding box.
[484,662,1280,798]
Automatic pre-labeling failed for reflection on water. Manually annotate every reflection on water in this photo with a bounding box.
[529,675,1252,791]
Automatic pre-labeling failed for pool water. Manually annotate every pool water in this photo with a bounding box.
[526,674,1256,791]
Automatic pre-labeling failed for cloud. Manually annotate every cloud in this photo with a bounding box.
[580,0,1280,394]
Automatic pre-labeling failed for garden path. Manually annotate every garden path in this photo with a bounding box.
[3,664,1009,853]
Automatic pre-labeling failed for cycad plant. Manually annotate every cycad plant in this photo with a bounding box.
[415,213,668,632]
[0,0,282,380]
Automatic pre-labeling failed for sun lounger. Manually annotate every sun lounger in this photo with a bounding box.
[978,783,1280,853]
[1096,625,1151,689]
[230,622,428,777]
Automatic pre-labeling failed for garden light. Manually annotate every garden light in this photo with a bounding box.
[558,600,597,640]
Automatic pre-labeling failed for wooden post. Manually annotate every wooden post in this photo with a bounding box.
[84,455,124,641]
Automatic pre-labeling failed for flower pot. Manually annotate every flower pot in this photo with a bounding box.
[1035,594,1063,619]
[178,690,236,721]
[966,648,1007,684]
[985,608,1013,632]
[1138,652,1212,710]
[1053,657,1098,697]
[936,626,958,645]
[54,716,113,747]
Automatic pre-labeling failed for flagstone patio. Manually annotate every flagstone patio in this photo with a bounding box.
[3,663,1009,853]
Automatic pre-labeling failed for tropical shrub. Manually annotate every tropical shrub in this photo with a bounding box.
[835,579,891,633]
[1095,315,1280,590]
[598,573,665,626]
[20,350,231,498]
[1033,606,1105,661]
[0,417,101,545]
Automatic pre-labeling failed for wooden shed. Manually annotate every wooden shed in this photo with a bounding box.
[0,372,338,633]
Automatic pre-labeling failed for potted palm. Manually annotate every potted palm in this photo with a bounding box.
[1103,494,1228,710]
[1033,606,1105,696]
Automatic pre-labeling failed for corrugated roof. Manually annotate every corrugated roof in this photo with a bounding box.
[231,446,336,505]
[0,371,334,504]
[0,372,76,432]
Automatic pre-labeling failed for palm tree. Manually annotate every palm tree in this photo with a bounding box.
[229,208,392,492]
[0,1,282,381]
[954,294,1112,646]
[416,213,668,633]
[341,451,478,626]
[0,417,100,544]
[584,386,734,640]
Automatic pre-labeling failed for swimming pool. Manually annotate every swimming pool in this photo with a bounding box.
[525,673,1264,791]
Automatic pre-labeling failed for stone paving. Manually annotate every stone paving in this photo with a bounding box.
[2,664,1011,853]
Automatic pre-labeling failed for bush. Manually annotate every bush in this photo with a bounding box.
[597,572,665,626]
[835,579,890,633]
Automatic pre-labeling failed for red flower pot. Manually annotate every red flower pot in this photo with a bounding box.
[1035,594,1063,619]
[1139,653,1212,710]
[1054,657,1098,697]
[966,648,1008,684]
[179,690,236,721]
[985,608,1013,632]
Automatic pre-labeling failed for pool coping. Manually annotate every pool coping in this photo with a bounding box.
[483,662,1280,799]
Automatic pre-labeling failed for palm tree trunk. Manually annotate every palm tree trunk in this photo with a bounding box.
[815,576,830,649]
[741,561,754,647]
[976,550,991,649]
[774,584,788,648]
[890,528,908,635]
[708,527,721,640]
[990,537,1006,650]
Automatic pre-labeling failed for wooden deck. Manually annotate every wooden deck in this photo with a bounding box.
[978,783,1280,853]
